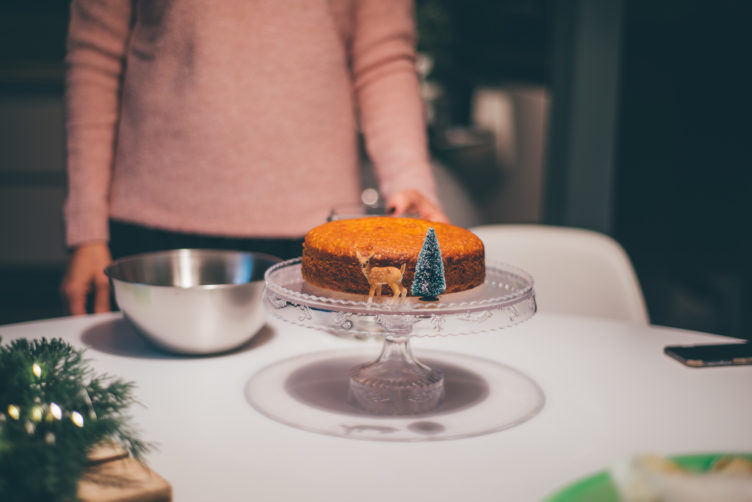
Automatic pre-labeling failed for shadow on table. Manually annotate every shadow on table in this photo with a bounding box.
[284,356,489,418]
[246,348,546,440]
[80,317,275,359]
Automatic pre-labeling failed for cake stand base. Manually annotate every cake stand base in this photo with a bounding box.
[245,349,545,442]
[348,337,445,415]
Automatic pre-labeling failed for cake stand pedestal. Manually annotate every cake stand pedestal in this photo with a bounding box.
[250,258,542,440]
[348,329,445,415]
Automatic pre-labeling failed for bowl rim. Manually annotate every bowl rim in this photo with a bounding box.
[104,248,284,289]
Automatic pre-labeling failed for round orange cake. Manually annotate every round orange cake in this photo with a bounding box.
[301,217,485,296]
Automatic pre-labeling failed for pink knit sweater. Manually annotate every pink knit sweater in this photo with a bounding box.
[64,0,438,246]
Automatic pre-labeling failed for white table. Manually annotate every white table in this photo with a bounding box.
[2,312,750,501]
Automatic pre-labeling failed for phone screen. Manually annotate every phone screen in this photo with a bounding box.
[664,342,752,368]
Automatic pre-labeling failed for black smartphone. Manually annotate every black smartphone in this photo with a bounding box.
[664,342,752,368]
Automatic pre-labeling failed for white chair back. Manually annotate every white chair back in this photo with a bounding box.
[470,224,649,324]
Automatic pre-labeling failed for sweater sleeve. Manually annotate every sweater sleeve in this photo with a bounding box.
[63,0,133,247]
[349,0,440,205]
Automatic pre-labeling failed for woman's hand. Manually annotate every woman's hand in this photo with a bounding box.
[61,241,113,315]
[386,189,450,223]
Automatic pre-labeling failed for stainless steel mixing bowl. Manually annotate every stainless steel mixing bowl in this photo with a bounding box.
[105,249,281,355]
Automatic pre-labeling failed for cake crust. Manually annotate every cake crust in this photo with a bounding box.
[301,217,485,296]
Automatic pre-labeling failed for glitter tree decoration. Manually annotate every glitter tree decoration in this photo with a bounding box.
[411,227,446,300]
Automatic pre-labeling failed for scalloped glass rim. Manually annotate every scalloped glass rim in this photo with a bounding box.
[263,258,535,316]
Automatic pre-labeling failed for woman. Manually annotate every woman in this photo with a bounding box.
[61,0,447,314]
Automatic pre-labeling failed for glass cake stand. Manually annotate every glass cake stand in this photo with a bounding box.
[246,258,543,441]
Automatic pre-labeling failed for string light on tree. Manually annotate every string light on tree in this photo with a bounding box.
[71,411,85,428]
[7,404,20,420]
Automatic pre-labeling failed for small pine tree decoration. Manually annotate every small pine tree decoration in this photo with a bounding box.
[411,227,446,300]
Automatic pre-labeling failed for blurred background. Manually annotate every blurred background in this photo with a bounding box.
[0,0,749,339]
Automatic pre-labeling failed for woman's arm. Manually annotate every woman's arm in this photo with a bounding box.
[64,0,133,247]
[350,0,448,222]
[62,0,133,314]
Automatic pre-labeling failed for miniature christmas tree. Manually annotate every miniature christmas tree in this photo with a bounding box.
[411,227,446,300]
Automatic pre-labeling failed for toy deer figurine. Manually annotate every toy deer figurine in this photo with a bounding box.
[355,250,408,303]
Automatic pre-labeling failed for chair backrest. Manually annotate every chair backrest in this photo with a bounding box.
[470,224,649,324]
